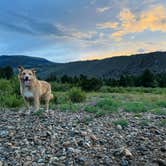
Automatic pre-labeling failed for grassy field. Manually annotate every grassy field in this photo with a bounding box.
[0,79,166,124]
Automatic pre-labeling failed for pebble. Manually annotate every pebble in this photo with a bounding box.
[117,125,122,130]
[121,158,129,166]
[161,146,166,152]
[90,134,97,141]
[0,110,165,165]
[123,148,133,157]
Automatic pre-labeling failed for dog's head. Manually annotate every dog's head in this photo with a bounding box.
[18,66,36,86]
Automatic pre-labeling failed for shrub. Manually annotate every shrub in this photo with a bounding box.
[79,77,103,91]
[0,79,13,93]
[68,87,86,103]
[0,94,23,108]
[51,82,72,92]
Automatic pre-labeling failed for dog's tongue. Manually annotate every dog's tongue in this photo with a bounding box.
[24,80,30,86]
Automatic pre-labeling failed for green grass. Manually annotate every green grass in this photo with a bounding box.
[158,119,166,127]
[33,109,45,118]
[112,119,129,127]
[124,102,148,113]
[58,103,79,112]
[150,108,166,115]
[0,77,166,121]
[139,119,150,127]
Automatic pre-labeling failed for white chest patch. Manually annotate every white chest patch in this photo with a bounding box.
[23,88,34,98]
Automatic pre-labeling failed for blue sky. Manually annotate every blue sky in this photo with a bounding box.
[0,0,166,62]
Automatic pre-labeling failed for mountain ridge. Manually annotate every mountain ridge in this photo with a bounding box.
[0,51,166,78]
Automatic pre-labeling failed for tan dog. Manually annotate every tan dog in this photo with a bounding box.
[18,66,53,113]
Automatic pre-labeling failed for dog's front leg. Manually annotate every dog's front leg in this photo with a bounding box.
[34,96,40,112]
[24,98,31,113]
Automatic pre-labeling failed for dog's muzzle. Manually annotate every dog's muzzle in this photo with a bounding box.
[23,77,31,86]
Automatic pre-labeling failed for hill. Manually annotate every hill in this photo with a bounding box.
[0,51,166,78]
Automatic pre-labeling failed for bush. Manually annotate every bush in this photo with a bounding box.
[51,82,72,92]
[79,77,103,91]
[0,94,23,108]
[68,87,86,103]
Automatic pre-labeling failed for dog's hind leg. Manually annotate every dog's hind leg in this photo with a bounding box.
[45,93,53,112]
[45,99,49,112]
[34,96,40,112]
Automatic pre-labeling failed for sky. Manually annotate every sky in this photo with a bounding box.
[0,0,166,62]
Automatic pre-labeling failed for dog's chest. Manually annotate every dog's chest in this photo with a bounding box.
[23,88,34,98]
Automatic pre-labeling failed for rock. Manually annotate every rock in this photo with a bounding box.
[0,109,165,165]
[63,141,70,147]
[117,125,122,130]
[80,131,88,137]
[161,146,166,152]
[0,161,3,166]
[0,130,8,137]
[154,159,166,166]
[90,134,97,142]
[76,157,86,165]
[121,158,129,166]
[23,161,32,166]
[123,148,132,157]
[103,156,112,165]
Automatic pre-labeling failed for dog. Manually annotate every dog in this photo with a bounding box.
[18,66,53,113]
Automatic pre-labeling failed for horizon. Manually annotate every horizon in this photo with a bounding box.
[0,0,166,62]
[0,50,165,63]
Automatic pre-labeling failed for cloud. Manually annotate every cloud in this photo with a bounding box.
[96,7,110,13]
[81,41,166,61]
[97,22,118,29]
[111,5,166,40]
[0,12,64,37]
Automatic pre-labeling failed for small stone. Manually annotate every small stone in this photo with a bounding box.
[38,158,44,163]
[121,158,129,166]
[0,130,8,137]
[123,148,132,157]
[76,157,86,165]
[23,161,32,166]
[154,159,166,166]
[90,134,97,142]
[161,146,166,152]
[63,141,70,147]
[80,131,88,136]
[117,125,122,130]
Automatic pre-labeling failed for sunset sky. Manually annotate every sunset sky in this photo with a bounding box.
[0,0,166,62]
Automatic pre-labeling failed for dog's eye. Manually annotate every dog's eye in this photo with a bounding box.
[29,73,32,75]
[23,72,26,75]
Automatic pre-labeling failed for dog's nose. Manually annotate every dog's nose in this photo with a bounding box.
[25,76,29,81]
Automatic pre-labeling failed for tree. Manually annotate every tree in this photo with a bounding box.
[0,66,14,79]
[140,69,156,87]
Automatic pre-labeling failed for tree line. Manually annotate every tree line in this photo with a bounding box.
[47,69,166,90]
[1,66,166,90]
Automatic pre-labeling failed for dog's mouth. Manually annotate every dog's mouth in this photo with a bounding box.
[23,78,31,85]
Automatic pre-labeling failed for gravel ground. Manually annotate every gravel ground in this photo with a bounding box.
[0,109,165,166]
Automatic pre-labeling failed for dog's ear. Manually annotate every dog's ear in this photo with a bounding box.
[18,66,24,73]
[31,68,36,75]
